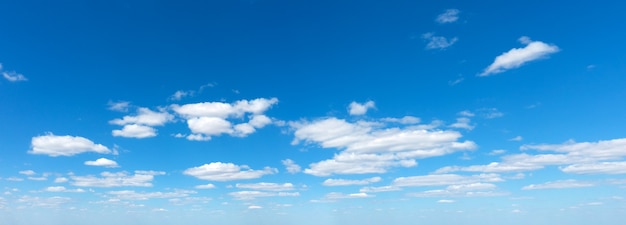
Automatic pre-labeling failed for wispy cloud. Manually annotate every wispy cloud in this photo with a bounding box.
[436,9,460,24]
[423,33,458,50]
[348,101,376,116]
[480,36,559,76]
[1,64,28,82]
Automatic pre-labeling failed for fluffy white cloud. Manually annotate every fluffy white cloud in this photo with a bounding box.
[348,101,376,115]
[560,162,626,174]
[522,179,595,190]
[436,9,460,23]
[423,33,458,50]
[324,192,374,199]
[172,98,278,140]
[169,90,194,101]
[112,124,157,138]
[70,171,165,187]
[184,162,277,181]
[281,159,301,174]
[29,133,112,157]
[248,205,263,209]
[107,190,195,200]
[84,158,119,168]
[54,177,69,183]
[480,36,559,76]
[438,199,455,203]
[359,185,401,193]
[449,117,474,130]
[322,177,382,186]
[110,108,173,126]
[291,117,476,176]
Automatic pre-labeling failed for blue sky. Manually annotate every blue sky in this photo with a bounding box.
[1,0,626,224]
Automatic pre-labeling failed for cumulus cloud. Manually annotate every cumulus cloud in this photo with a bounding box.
[449,117,474,130]
[169,90,195,101]
[291,116,476,176]
[19,170,36,176]
[112,124,157,138]
[380,116,420,124]
[29,133,112,157]
[438,199,456,203]
[281,159,301,174]
[44,186,86,193]
[522,179,595,190]
[235,182,294,191]
[436,9,460,24]
[70,171,165,187]
[480,36,559,76]
[107,190,195,200]
[194,183,216,189]
[184,162,277,181]
[422,33,458,50]
[84,158,119,168]
[322,177,382,186]
[172,98,278,140]
[560,162,626,174]
[228,191,300,200]
[348,101,376,116]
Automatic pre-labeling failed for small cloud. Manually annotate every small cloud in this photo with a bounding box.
[195,183,216,189]
[248,205,262,209]
[423,32,458,50]
[509,136,523,141]
[169,90,195,101]
[348,101,376,116]
[448,76,464,86]
[107,101,131,112]
[488,149,507,156]
[437,199,455,203]
[525,102,541,109]
[19,170,36,176]
[436,9,460,24]
[281,159,301,174]
[480,36,559,76]
[84,158,120,168]
[457,110,475,117]
[2,71,28,82]
[586,64,596,70]
[478,108,503,119]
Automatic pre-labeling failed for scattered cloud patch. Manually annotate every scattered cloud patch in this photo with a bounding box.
[84,158,119,168]
[560,162,626,174]
[107,190,195,200]
[393,174,503,187]
[438,199,456,203]
[112,124,157,138]
[322,177,382,186]
[235,183,295,191]
[29,133,112,157]
[423,33,458,50]
[184,162,277,181]
[44,186,86,193]
[449,117,474,130]
[228,191,299,200]
[169,90,195,101]
[480,36,559,76]
[348,101,376,116]
[19,170,36,176]
[324,192,374,200]
[522,179,595,190]
[436,9,460,24]
[70,171,165,187]
[509,136,523,141]
[0,64,27,82]
[359,185,402,193]
[281,159,302,174]
[110,107,173,138]
[194,184,216,189]
[107,101,131,112]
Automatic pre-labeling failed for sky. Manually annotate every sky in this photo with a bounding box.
[1,0,626,224]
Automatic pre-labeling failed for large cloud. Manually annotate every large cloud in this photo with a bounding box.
[29,133,112,157]
[290,115,476,176]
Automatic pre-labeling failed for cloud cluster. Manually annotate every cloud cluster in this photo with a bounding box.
[110,107,173,138]
[290,110,476,176]
[422,33,458,50]
[70,171,165,187]
[436,9,460,24]
[172,98,278,141]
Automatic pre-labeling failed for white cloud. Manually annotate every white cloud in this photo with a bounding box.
[112,124,157,138]
[458,110,475,117]
[281,159,301,174]
[322,177,382,186]
[183,162,277,181]
[393,174,503,187]
[380,116,421,124]
[291,117,476,176]
[107,190,195,200]
[480,36,560,76]
[235,183,294,191]
[488,149,507,156]
[84,158,120,168]
[449,117,474,130]
[19,170,36,176]
[560,162,626,174]
[54,177,69,183]
[478,108,503,119]
[409,183,506,198]
[436,9,460,24]
[522,179,595,190]
[194,183,216,189]
[509,136,523,141]
[107,101,130,112]
[6,177,24,181]
[248,205,262,209]
[110,107,173,126]
[324,192,374,200]
[169,90,195,101]
[348,101,376,115]
[422,33,458,50]
[172,98,278,140]
[359,185,402,193]
[438,199,455,203]
[44,186,86,193]
[16,196,71,208]
[2,71,28,82]
[29,133,112,157]
[228,191,299,200]
[70,171,165,187]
